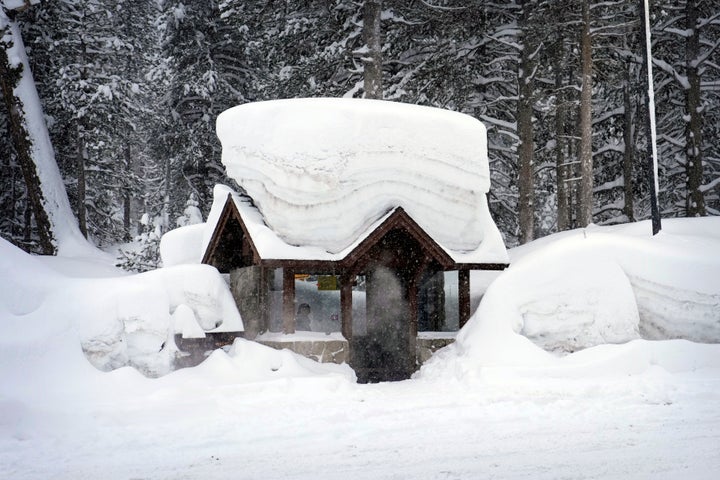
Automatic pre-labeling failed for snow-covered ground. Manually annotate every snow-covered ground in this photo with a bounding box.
[2,217,720,479]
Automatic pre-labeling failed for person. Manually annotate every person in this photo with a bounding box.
[295,303,311,331]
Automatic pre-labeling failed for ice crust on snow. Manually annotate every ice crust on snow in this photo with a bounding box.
[216,98,507,262]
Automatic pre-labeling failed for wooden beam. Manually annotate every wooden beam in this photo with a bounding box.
[282,268,295,334]
[458,269,471,328]
[340,275,353,341]
[453,262,509,271]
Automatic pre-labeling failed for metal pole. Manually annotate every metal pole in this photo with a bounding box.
[641,0,662,234]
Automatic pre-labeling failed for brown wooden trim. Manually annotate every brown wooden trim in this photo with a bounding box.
[260,258,341,272]
[203,196,510,276]
[200,194,234,265]
[454,262,509,271]
[201,193,263,270]
[282,268,295,334]
[341,207,455,272]
[458,269,471,328]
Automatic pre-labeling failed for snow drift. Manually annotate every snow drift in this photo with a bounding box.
[0,238,244,377]
[0,237,353,408]
[216,98,506,262]
[420,217,720,380]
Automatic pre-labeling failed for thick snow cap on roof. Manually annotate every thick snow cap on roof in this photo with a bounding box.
[217,98,506,260]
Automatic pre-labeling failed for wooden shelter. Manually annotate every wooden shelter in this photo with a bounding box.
[202,193,507,382]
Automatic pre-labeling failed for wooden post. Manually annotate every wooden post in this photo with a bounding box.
[261,267,272,333]
[282,268,295,334]
[408,280,419,373]
[458,269,471,328]
[408,260,429,373]
[409,260,429,339]
[340,275,353,341]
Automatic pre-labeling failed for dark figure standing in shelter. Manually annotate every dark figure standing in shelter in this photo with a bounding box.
[295,303,312,331]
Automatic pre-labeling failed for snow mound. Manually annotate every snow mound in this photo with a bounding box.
[207,338,355,384]
[160,223,206,266]
[0,238,243,378]
[217,98,501,255]
[419,217,720,380]
[498,241,641,354]
[75,264,243,376]
[0,239,352,414]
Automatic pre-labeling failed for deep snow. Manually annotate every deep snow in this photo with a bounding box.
[2,217,720,479]
[215,98,507,262]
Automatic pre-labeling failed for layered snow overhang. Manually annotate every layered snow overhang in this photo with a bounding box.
[216,98,508,260]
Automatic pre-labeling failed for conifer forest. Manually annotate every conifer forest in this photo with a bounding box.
[1,1,718,267]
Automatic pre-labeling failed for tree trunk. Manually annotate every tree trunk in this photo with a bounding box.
[685,0,705,216]
[363,0,382,99]
[76,124,88,238]
[23,196,32,244]
[622,60,635,222]
[517,0,534,243]
[554,33,570,232]
[0,8,85,254]
[123,144,132,240]
[577,0,594,227]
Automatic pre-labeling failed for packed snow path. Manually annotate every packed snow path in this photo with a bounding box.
[3,371,719,480]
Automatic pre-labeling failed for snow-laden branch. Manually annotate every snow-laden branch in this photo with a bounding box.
[479,114,516,132]
[594,176,624,193]
[693,38,720,69]
[698,11,720,29]
[700,176,720,194]
[653,57,690,89]
[1,0,41,12]
[418,0,467,12]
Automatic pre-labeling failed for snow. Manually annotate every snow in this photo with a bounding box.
[216,98,508,263]
[257,331,346,343]
[2,218,720,479]
[419,217,720,377]
[159,223,205,266]
[0,238,243,378]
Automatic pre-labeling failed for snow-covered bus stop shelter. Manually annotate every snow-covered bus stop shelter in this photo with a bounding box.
[202,98,509,382]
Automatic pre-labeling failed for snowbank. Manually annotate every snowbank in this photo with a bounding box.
[419,217,720,380]
[0,238,353,410]
[0,238,243,378]
[68,264,243,376]
[3,219,720,480]
[216,98,507,262]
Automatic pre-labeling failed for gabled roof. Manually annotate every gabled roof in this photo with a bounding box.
[339,206,455,271]
[201,194,259,271]
[202,190,508,273]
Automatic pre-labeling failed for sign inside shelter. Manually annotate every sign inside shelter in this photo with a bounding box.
[317,275,339,291]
